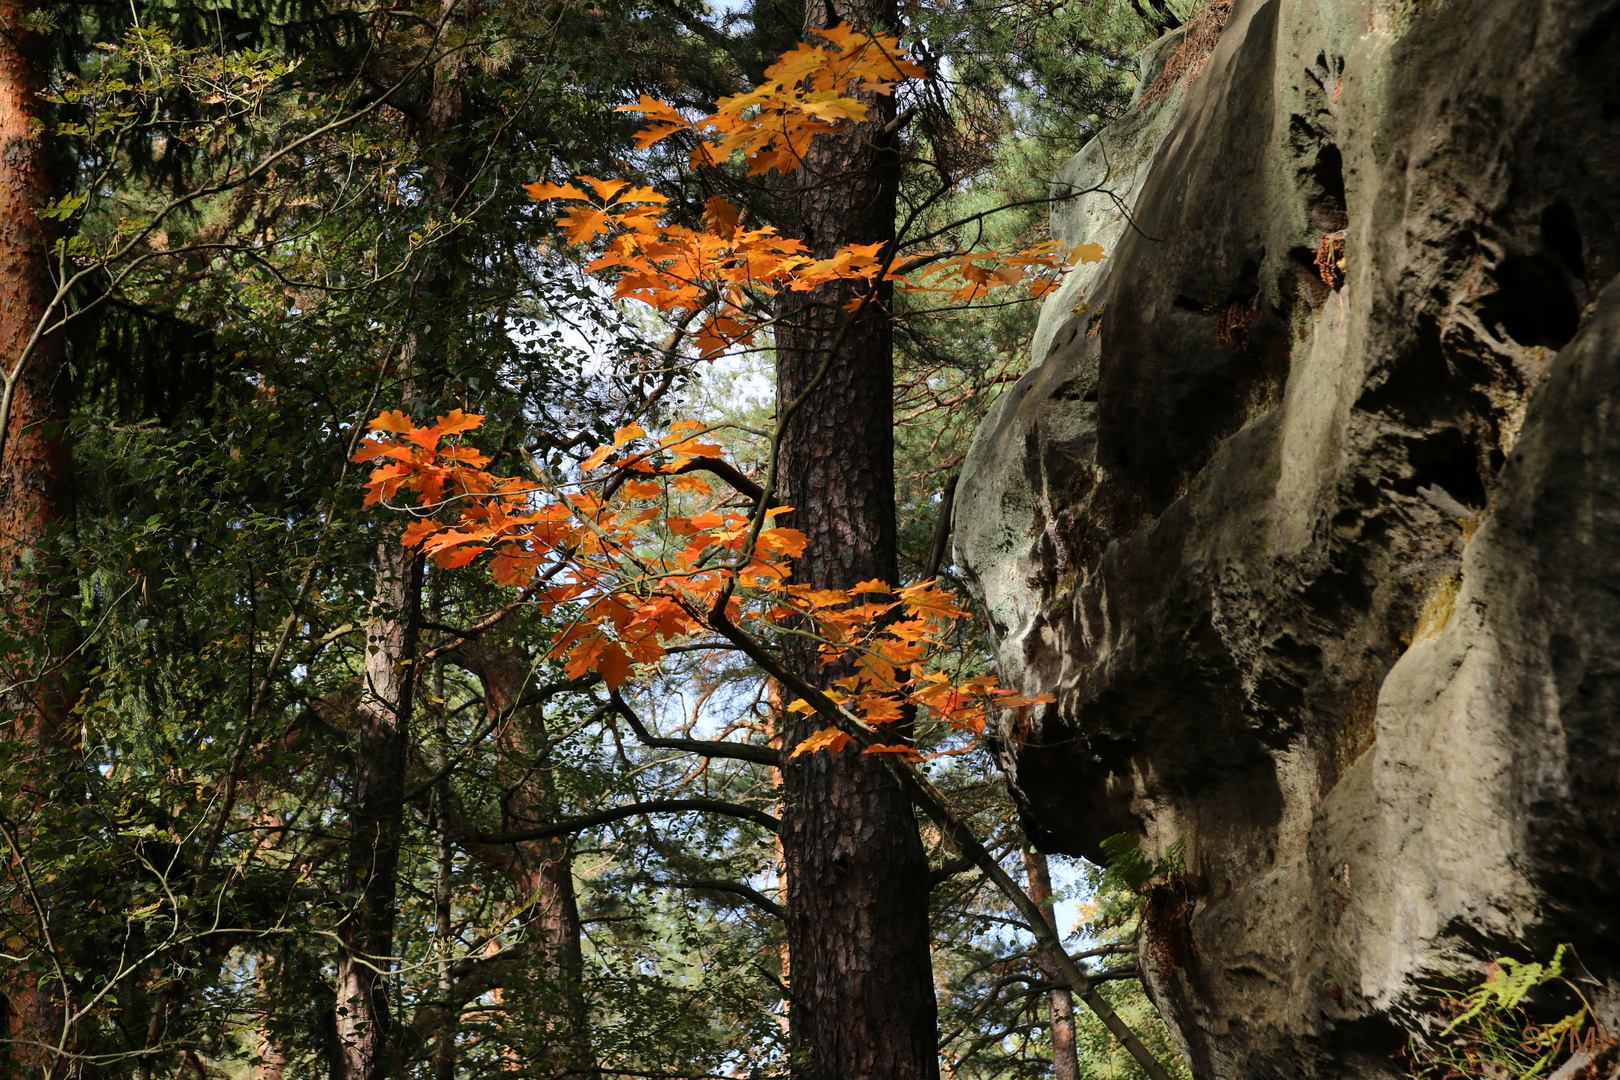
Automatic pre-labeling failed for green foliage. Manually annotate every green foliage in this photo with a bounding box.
[1098,834,1187,896]
[1407,946,1610,1080]
[930,841,1190,1079]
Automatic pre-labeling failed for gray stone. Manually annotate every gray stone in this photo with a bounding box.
[954,0,1620,1076]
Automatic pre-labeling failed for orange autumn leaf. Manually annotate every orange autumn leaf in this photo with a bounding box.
[360,30,1089,734]
[368,409,415,434]
[558,205,614,244]
[670,474,712,495]
[791,726,853,758]
[702,196,742,239]
[994,690,1057,709]
[580,421,648,471]
[525,180,590,202]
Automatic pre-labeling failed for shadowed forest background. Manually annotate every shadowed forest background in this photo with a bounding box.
[0,0,1200,1077]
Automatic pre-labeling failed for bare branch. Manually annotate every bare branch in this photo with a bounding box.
[460,797,779,844]
[610,691,782,767]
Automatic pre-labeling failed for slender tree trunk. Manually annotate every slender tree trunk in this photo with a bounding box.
[334,539,422,1080]
[1,4,74,1076]
[773,0,938,1077]
[252,954,292,1080]
[429,576,456,1080]
[456,645,588,1076]
[1023,851,1080,1080]
[332,21,472,1078]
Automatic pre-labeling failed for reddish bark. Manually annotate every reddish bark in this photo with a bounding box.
[334,540,422,1080]
[1024,851,1080,1080]
[1,4,73,1076]
[772,1,938,1077]
[0,0,72,743]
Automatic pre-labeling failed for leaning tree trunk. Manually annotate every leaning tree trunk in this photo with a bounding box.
[772,0,938,1077]
[332,31,469,1080]
[0,3,75,1076]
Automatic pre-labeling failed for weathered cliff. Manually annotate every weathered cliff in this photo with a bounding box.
[954,1,1620,1076]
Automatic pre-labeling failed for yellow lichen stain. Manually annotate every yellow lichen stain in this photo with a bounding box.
[1411,571,1461,643]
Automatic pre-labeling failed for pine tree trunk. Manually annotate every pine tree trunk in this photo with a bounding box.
[0,0,72,747]
[1024,851,1080,1080]
[1,4,74,1075]
[773,1,938,1076]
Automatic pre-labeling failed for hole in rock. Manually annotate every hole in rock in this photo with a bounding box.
[1541,201,1586,279]
[1407,428,1486,511]
[1476,253,1580,349]
[1290,245,1321,269]
[1309,144,1347,232]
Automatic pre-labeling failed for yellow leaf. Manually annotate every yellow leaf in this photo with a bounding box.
[1070,243,1106,265]
[611,421,647,447]
[614,185,670,205]
[797,92,870,125]
[616,95,690,129]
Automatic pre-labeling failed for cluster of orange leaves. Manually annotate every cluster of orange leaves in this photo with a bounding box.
[360,26,1070,758]
[523,25,1102,360]
[353,412,1051,758]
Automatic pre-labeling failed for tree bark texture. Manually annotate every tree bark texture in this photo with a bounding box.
[334,539,423,1080]
[333,29,469,1078]
[1,4,73,1076]
[1023,851,1079,1080]
[773,0,938,1077]
[455,644,588,1076]
[0,0,72,745]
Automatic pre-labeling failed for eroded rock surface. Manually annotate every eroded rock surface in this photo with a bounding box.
[955,1,1620,1076]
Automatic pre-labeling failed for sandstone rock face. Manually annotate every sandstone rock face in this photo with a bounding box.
[954,1,1620,1076]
